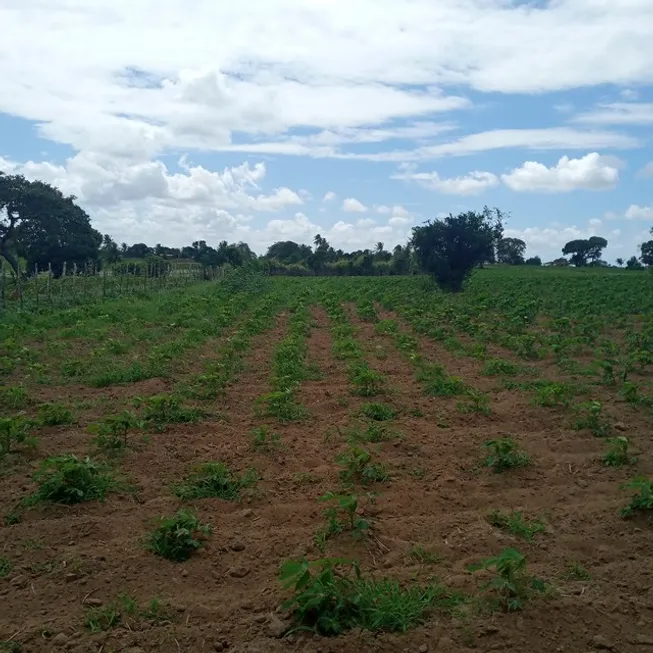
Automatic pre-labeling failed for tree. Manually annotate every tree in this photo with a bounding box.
[100,234,120,264]
[497,237,526,265]
[411,207,505,292]
[626,255,644,270]
[616,257,624,267]
[525,256,542,266]
[562,236,607,266]
[640,241,653,267]
[0,172,101,277]
[125,242,151,258]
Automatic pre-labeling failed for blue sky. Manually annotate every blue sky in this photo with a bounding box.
[1,0,652,261]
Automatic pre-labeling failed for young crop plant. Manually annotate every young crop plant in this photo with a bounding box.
[346,422,400,445]
[375,319,399,336]
[487,510,546,541]
[602,437,635,467]
[0,415,37,458]
[146,509,211,561]
[621,477,653,518]
[531,382,573,409]
[456,389,492,416]
[314,493,371,551]
[408,545,441,565]
[416,363,467,397]
[36,402,76,427]
[357,300,379,323]
[482,358,519,377]
[349,363,387,397]
[483,438,530,472]
[469,548,545,612]
[360,402,397,422]
[280,557,463,636]
[250,425,283,452]
[25,455,119,505]
[135,394,202,432]
[255,389,308,422]
[619,382,652,408]
[336,445,389,486]
[573,401,611,437]
[0,557,12,578]
[173,462,258,501]
[88,410,144,453]
[0,385,29,411]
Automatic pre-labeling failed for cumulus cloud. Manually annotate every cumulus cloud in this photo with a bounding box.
[501,153,620,192]
[342,198,369,213]
[625,205,653,221]
[323,191,337,202]
[394,169,499,195]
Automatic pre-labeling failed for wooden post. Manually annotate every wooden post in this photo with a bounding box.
[72,262,78,303]
[34,264,39,310]
[47,263,53,306]
[61,262,67,305]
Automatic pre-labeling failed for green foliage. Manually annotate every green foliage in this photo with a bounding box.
[563,563,591,581]
[375,319,399,335]
[0,415,36,457]
[314,493,370,551]
[255,389,308,422]
[36,402,75,426]
[336,446,389,486]
[531,382,573,408]
[173,462,258,501]
[0,385,29,410]
[408,545,441,565]
[621,477,653,518]
[469,548,545,612]
[416,363,467,396]
[487,510,545,541]
[250,425,283,452]
[84,602,121,632]
[483,438,530,472]
[83,594,173,632]
[411,207,504,292]
[345,421,399,444]
[25,455,118,505]
[349,364,386,397]
[360,403,397,422]
[146,509,211,561]
[0,557,12,578]
[602,437,634,467]
[456,389,491,416]
[88,410,143,453]
[573,401,611,437]
[482,358,518,376]
[280,557,462,636]
[135,394,202,431]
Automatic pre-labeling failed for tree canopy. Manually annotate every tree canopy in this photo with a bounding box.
[411,207,505,292]
[562,236,608,267]
[497,237,526,265]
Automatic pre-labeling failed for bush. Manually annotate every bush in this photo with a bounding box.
[146,509,211,561]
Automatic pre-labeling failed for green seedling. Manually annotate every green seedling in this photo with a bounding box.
[349,364,386,397]
[483,438,530,472]
[25,455,118,505]
[531,382,573,408]
[0,415,37,458]
[0,557,12,578]
[336,446,389,486]
[360,403,397,422]
[346,422,399,444]
[0,385,29,410]
[621,477,653,518]
[408,545,441,565]
[250,425,283,452]
[562,563,591,581]
[146,509,211,561]
[280,557,463,636]
[482,358,518,376]
[487,510,545,541]
[135,394,202,431]
[602,437,635,467]
[314,492,371,551]
[36,403,75,427]
[416,364,467,397]
[573,401,611,437]
[255,390,308,422]
[88,410,143,453]
[84,602,121,632]
[469,548,545,612]
[173,462,258,501]
[456,390,491,416]
[375,319,399,335]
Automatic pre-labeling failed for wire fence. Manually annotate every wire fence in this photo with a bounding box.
[0,260,222,314]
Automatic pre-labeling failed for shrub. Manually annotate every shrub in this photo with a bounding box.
[36,403,75,427]
[621,478,653,518]
[0,416,36,458]
[88,411,143,453]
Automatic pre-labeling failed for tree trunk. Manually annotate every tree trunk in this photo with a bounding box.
[0,242,21,279]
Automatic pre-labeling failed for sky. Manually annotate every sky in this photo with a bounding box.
[1,0,652,261]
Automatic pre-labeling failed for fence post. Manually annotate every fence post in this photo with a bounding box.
[47,263,53,306]
[34,264,39,310]
[61,262,66,306]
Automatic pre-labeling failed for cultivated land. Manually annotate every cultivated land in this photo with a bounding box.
[1,268,653,653]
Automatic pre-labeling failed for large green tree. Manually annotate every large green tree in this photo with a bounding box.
[639,240,653,267]
[411,207,505,292]
[497,237,526,265]
[562,236,607,267]
[0,172,101,277]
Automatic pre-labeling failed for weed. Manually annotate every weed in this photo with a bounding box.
[346,422,399,444]
[0,385,29,410]
[88,410,143,453]
[469,548,545,612]
[336,446,389,486]
[531,382,573,408]
[411,467,426,479]
[562,563,591,581]
[146,509,211,561]
[136,394,202,431]
[3,511,21,526]
[487,510,545,541]
[293,471,320,485]
[173,462,258,501]
[602,437,635,467]
[482,359,518,376]
[84,602,121,632]
[255,390,308,422]
[250,425,283,452]
[456,390,491,416]
[25,455,118,505]
[375,319,399,335]
[408,545,441,565]
[483,438,530,472]
[621,477,653,518]
[36,403,75,427]
[280,557,463,636]
[573,401,611,437]
[417,364,466,397]
[0,415,37,458]
[0,557,12,578]
[360,402,397,422]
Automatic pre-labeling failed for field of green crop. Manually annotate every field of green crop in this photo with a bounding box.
[1,266,652,653]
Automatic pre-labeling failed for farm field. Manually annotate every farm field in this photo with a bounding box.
[1,267,653,653]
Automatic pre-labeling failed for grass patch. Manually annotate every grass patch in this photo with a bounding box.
[360,403,397,422]
[173,462,258,501]
[487,510,545,541]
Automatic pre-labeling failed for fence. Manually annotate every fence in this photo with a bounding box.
[0,260,222,314]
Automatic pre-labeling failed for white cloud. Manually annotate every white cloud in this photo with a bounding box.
[625,205,653,221]
[589,218,603,227]
[637,162,653,179]
[323,191,337,202]
[342,198,369,213]
[501,153,620,192]
[573,102,653,126]
[394,169,499,195]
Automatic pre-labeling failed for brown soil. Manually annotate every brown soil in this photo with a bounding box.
[1,303,653,653]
